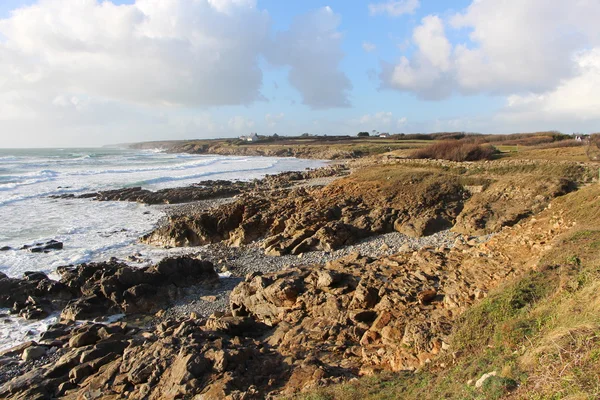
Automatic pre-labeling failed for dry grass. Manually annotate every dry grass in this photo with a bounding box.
[504,146,591,162]
[410,140,498,161]
[323,165,475,210]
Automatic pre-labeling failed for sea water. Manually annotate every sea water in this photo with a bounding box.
[0,147,325,349]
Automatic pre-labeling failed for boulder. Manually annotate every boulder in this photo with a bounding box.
[28,240,63,253]
[69,331,100,348]
[22,346,47,362]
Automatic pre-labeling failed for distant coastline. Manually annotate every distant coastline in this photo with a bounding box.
[127,135,411,160]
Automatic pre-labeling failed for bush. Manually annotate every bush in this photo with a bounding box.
[477,131,569,146]
[410,140,498,161]
[357,132,370,137]
[534,139,584,149]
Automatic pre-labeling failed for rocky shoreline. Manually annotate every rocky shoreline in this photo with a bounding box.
[0,156,589,399]
[50,166,347,205]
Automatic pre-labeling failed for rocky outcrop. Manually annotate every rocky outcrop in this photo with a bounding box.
[0,256,219,322]
[0,316,287,399]
[51,166,347,205]
[229,251,474,377]
[58,256,219,320]
[56,180,249,205]
[142,158,583,255]
[0,240,64,254]
[143,172,468,254]
[453,177,576,235]
[0,271,72,320]
[26,240,64,253]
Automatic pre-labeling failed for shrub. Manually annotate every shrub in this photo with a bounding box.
[410,140,498,161]
[357,132,370,137]
[534,139,584,149]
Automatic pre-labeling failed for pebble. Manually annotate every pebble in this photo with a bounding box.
[159,228,478,322]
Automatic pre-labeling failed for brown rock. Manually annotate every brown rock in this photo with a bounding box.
[69,331,100,348]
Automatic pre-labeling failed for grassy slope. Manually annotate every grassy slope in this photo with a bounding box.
[297,180,600,400]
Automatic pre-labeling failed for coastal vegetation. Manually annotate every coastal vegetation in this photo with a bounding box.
[409,140,498,161]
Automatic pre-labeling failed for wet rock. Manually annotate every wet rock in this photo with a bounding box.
[0,273,73,321]
[29,240,63,253]
[53,179,258,205]
[58,256,219,321]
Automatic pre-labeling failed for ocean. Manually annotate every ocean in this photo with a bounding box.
[0,147,325,349]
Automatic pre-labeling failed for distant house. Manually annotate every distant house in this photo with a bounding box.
[575,136,583,142]
[379,132,390,138]
[239,133,259,142]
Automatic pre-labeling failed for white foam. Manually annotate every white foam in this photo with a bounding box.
[0,310,59,352]
[0,149,325,278]
[0,148,325,349]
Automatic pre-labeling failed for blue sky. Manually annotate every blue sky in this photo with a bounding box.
[0,0,599,147]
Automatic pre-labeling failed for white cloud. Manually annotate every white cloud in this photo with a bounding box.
[228,116,255,132]
[362,41,377,53]
[267,6,352,109]
[381,15,453,99]
[265,113,284,127]
[369,0,420,17]
[381,0,600,99]
[206,0,256,14]
[354,111,407,131]
[496,48,600,129]
[413,16,451,72]
[0,0,270,108]
[0,0,353,147]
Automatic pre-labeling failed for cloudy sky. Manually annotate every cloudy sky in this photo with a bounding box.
[0,0,599,147]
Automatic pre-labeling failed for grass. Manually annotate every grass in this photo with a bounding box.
[496,145,520,153]
[504,146,592,163]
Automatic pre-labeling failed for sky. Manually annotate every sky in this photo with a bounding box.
[0,0,599,147]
